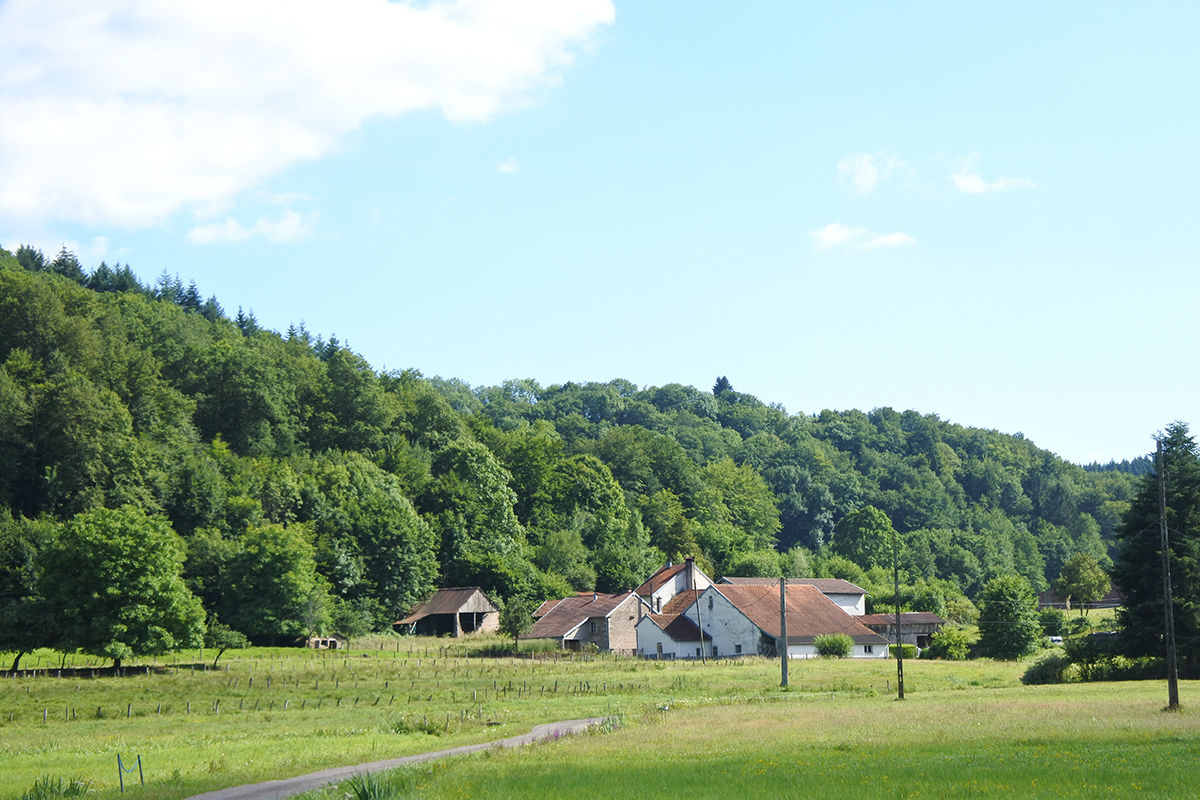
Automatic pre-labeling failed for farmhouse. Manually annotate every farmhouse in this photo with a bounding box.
[637,583,888,659]
[857,612,948,649]
[521,592,645,654]
[718,576,868,616]
[394,587,499,637]
[637,557,712,613]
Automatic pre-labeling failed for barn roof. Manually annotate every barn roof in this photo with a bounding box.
[396,588,496,625]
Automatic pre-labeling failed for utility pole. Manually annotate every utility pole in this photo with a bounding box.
[779,576,789,687]
[894,527,904,700]
[1157,439,1180,709]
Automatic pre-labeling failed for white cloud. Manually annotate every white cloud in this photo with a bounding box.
[497,156,521,174]
[187,209,316,244]
[837,152,906,196]
[0,0,614,229]
[810,222,916,252]
[952,156,1035,194]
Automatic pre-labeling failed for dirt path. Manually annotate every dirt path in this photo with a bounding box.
[182,718,604,800]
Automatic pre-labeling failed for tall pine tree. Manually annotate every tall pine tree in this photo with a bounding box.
[1112,423,1200,676]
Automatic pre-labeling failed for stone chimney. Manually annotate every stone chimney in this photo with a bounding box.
[685,555,695,591]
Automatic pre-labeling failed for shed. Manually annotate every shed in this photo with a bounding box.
[394,587,499,637]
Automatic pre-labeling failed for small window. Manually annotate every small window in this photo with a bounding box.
[695,647,701,657]
[864,645,873,654]
[735,644,742,654]
[589,620,597,634]
[708,595,714,611]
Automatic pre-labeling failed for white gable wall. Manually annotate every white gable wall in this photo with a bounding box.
[684,587,761,658]
[825,592,867,616]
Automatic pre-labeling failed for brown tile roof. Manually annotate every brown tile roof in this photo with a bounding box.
[641,612,709,641]
[715,584,887,645]
[523,593,638,640]
[719,577,866,594]
[858,612,948,627]
[397,588,495,624]
[636,562,688,597]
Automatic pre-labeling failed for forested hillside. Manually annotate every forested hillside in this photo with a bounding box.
[0,245,1139,647]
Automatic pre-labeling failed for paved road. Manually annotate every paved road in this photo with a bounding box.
[182,718,604,800]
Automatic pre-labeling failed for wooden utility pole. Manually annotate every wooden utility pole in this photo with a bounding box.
[894,528,904,700]
[1157,439,1180,709]
[779,577,789,687]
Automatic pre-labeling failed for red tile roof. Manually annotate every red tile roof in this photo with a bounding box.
[636,562,689,597]
[719,577,866,594]
[523,593,639,640]
[715,584,887,645]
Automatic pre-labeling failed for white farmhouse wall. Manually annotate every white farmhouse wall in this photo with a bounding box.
[684,587,761,658]
[635,617,700,659]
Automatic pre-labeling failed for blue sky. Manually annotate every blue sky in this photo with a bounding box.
[2,1,1197,465]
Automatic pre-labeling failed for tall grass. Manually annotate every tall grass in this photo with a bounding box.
[0,636,1103,800]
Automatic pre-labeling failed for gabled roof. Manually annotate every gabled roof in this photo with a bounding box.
[397,587,496,624]
[636,562,689,597]
[858,612,948,627]
[715,584,887,645]
[719,577,866,595]
[523,592,637,640]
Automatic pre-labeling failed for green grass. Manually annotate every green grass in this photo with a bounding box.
[2,638,1193,800]
[302,681,1200,800]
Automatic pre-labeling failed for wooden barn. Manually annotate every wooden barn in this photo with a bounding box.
[394,587,499,637]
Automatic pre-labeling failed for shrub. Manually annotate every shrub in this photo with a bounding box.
[19,777,90,800]
[888,643,917,659]
[1038,607,1068,637]
[813,633,853,657]
[1021,649,1074,685]
[924,626,971,660]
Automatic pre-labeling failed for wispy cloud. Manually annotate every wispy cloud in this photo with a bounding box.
[188,210,316,244]
[0,0,614,229]
[810,222,916,252]
[497,156,521,174]
[837,152,906,196]
[952,155,1035,194]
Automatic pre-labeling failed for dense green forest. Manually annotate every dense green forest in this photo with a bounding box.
[0,244,1141,654]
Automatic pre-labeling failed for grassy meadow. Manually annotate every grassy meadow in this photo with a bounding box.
[1,637,1196,800]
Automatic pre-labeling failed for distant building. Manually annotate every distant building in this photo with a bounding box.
[637,557,713,614]
[521,592,645,654]
[719,577,868,616]
[857,612,948,649]
[394,588,499,637]
[637,583,888,659]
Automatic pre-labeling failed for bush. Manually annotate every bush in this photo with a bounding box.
[888,643,917,659]
[813,633,853,657]
[1038,607,1068,637]
[924,626,971,660]
[1021,649,1074,685]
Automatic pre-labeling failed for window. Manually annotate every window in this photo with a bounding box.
[696,647,701,657]
[589,620,597,634]
[864,645,873,654]
[735,644,742,654]
[708,595,714,611]
[712,645,718,657]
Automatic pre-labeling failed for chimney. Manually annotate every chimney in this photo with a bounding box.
[592,592,598,602]
[685,555,695,591]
